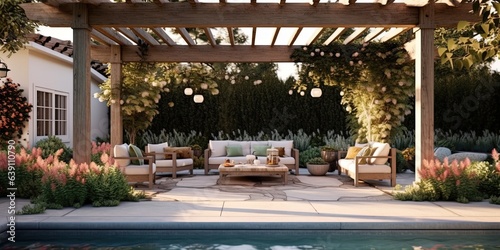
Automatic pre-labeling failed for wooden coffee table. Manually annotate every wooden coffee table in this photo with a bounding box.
[218,164,288,185]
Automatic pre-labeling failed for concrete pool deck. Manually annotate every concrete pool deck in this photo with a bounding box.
[1,170,500,234]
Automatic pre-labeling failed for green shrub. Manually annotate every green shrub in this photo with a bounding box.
[85,164,130,207]
[299,147,321,167]
[39,162,88,208]
[395,150,408,173]
[35,136,73,163]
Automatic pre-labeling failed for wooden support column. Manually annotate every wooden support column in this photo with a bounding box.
[415,3,435,181]
[72,3,92,164]
[110,45,123,153]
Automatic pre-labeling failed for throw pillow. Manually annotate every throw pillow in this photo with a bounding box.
[226,145,243,156]
[275,147,285,157]
[147,142,168,160]
[128,144,144,165]
[345,146,363,159]
[254,145,271,156]
[356,146,376,165]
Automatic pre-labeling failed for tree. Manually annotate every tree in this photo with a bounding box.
[0,0,39,56]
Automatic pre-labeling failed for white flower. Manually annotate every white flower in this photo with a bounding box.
[211,89,220,95]
[329,53,333,57]
[303,46,308,51]
[367,87,374,92]
[120,100,124,105]
[231,75,235,80]
[300,91,305,96]
[320,51,325,56]
[374,99,381,104]
[352,52,359,57]
[346,106,352,112]
[110,99,116,104]
[335,53,340,57]
[231,79,236,84]
[98,97,104,102]
[201,83,208,89]
[385,98,392,103]
[310,52,315,56]
[386,114,392,120]
[159,81,167,87]
[93,93,99,98]
[103,89,110,95]
[358,60,362,65]
[340,91,344,96]
[398,81,404,86]
[315,48,320,53]
[245,76,249,80]
[168,102,174,107]
[152,82,158,87]
[288,90,293,95]
[349,61,354,66]
[392,99,397,104]
[225,75,229,80]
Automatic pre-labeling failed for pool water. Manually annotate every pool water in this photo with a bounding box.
[2,230,500,249]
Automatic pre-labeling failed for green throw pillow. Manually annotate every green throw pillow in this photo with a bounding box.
[254,145,270,156]
[128,144,144,165]
[226,145,243,156]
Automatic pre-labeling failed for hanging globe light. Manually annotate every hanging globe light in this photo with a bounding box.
[193,94,204,103]
[184,87,193,95]
[310,88,322,98]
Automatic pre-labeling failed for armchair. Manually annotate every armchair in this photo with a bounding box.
[113,143,156,189]
[145,143,194,178]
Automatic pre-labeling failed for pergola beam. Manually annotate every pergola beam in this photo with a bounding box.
[91,45,300,63]
[22,3,477,28]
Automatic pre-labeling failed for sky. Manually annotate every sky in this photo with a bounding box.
[37,26,300,80]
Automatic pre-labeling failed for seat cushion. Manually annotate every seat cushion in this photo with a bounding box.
[114,143,130,167]
[279,156,296,165]
[128,144,144,165]
[123,163,156,175]
[147,142,168,160]
[155,158,194,167]
[338,159,391,173]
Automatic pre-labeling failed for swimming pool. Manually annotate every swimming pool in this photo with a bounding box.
[2,230,499,249]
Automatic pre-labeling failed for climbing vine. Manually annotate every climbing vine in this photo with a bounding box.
[291,41,414,143]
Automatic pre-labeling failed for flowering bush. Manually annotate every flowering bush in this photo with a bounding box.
[0,143,141,213]
[0,78,33,145]
[394,150,500,203]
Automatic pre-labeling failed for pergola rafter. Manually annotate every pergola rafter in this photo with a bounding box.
[21,0,479,182]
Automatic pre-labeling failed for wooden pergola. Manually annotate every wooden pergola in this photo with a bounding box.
[22,0,478,178]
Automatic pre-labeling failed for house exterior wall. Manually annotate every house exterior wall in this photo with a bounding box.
[1,41,109,148]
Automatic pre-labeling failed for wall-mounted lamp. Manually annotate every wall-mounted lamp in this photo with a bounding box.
[0,61,10,78]
[193,94,204,103]
[310,88,322,98]
[184,87,193,96]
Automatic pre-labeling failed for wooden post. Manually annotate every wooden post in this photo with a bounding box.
[110,45,123,153]
[415,3,435,181]
[72,4,92,164]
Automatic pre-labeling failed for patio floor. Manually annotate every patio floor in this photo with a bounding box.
[1,169,500,233]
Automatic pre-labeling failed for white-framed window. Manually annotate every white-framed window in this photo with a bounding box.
[35,88,69,142]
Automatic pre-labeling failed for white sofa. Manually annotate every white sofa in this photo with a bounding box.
[338,142,396,187]
[204,140,299,175]
[145,142,194,178]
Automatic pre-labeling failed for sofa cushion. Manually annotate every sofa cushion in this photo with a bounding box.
[369,142,391,165]
[339,159,391,173]
[128,144,144,165]
[123,163,156,175]
[226,145,243,156]
[346,146,363,159]
[209,156,248,165]
[114,143,130,167]
[269,140,293,156]
[147,142,168,160]
[250,141,269,155]
[357,146,376,164]
[278,156,296,165]
[254,145,271,156]
[164,147,192,159]
[228,141,251,156]
[209,140,229,157]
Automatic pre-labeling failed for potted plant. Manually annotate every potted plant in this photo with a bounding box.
[321,146,338,172]
[401,147,415,172]
[306,157,330,176]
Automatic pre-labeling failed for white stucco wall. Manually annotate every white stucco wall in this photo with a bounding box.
[1,41,109,148]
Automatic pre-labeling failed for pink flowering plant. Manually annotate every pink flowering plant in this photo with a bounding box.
[394,149,500,204]
[0,142,142,214]
[0,78,33,145]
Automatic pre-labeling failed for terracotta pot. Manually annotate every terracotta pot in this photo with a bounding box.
[321,150,337,172]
